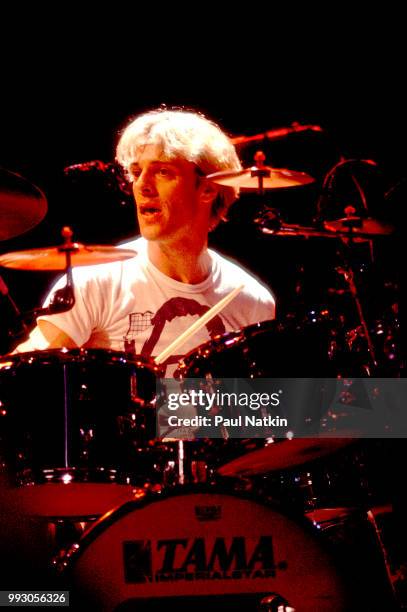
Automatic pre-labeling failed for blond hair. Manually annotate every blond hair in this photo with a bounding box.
[116,108,242,227]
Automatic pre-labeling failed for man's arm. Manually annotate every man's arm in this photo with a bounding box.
[13,320,77,353]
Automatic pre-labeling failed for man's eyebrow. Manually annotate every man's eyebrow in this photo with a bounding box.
[130,160,177,168]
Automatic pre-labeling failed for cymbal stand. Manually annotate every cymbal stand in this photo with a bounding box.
[25,227,77,321]
[2,228,77,352]
[335,232,378,375]
[251,151,271,196]
[0,273,29,346]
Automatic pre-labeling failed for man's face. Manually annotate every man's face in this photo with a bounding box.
[130,144,211,244]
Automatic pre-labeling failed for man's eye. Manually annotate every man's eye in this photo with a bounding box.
[158,167,172,177]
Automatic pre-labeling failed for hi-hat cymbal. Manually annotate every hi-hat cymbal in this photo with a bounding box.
[323,217,394,236]
[218,437,354,477]
[0,168,48,241]
[0,244,137,270]
[207,166,315,191]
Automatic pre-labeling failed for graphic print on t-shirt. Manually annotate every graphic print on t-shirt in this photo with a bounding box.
[123,297,226,369]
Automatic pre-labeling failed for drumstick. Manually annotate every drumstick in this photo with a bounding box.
[155,284,245,365]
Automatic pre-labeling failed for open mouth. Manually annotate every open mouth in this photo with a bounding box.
[139,205,162,216]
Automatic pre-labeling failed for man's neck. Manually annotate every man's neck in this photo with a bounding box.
[147,239,211,284]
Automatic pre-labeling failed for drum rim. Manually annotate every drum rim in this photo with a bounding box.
[0,348,162,374]
[57,480,326,574]
[176,319,277,375]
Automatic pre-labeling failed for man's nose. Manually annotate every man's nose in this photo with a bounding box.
[134,171,157,196]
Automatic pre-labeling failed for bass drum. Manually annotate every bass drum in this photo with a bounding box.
[58,487,353,612]
[0,349,161,519]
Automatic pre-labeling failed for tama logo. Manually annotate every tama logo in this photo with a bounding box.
[124,535,285,583]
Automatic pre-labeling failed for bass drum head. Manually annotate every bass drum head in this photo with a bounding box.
[61,489,350,611]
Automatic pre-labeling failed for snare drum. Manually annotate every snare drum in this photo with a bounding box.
[0,349,161,518]
[57,486,350,611]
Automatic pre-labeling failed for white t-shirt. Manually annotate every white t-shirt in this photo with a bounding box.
[39,237,275,374]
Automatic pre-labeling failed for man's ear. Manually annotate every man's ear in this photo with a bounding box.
[199,180,218,205]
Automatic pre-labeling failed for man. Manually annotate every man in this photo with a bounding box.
[15,108,275,373]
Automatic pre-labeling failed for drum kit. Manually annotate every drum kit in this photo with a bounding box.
[0,144,402,610]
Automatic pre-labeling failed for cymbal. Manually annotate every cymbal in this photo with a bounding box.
[259,222,392,240]
[0,244,137,270]
[323,217,394,236]
[207,166,315,191]
[0,168,48,241]
[218,437,354,477]
[256,210,394,239]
